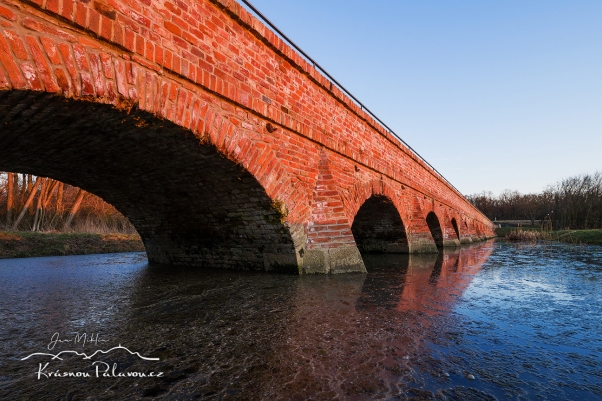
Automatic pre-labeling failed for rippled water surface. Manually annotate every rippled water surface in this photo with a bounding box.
[0,241,601,400]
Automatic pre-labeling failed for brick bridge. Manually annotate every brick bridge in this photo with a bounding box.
[0,0,495,273]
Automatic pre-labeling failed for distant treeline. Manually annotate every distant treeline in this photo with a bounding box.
[467,172,602,230]
[0,172,136,233]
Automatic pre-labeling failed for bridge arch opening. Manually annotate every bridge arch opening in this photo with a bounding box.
[425,212,444,248]
[0,93,298,272]
[451,218,460,240]
[351,195,409,254]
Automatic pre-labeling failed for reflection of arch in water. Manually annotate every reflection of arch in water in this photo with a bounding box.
[396,244,494,315]
[428,252,445,286]
[351,195,409,254]
[256,241,496,399]
[355,253,410,310]
[425,211,444,248]
[0,95,299,272]
[355,242,496,316]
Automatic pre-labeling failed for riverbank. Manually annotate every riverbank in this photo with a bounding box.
[495,227,602,245]
[0,231,144,259]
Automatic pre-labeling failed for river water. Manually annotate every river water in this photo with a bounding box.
[0,241,601,400]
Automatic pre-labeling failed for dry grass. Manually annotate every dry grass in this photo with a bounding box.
[500,227,602,245]
[69,216,137,235]
[505,228,547,242]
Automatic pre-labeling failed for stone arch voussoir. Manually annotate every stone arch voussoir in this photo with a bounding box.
[345,179,411,226]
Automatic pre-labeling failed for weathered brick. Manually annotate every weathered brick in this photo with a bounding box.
[0,34,25,88]
[134,34,144,55]
[72,44,90,71]
[88,53,104,96]
[164,21,181,36]
[94,2,117,20]
[75,3,87,27]
[40,37,62,65]
[3,30,29,60]
[0,5,17,21]
[99,53,114,78]
[61,0,75,21]
[25,36,59,93]
[101,17,113,41]
[0,62,9,89]
[80,71,95,95]
[113,58,127,95]
[124,28,135,51]
[46,0,60,14]
[53,66,70,93]
[125,61,136,84]
[20,62,43,90]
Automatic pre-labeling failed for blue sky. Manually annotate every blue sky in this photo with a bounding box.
[241,0,601,195]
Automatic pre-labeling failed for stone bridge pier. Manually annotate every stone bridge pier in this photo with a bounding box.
[0,0,495,274]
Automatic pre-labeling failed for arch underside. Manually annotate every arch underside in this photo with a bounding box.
[0,92,298,272]
[351,195,409,254]
[426,212,444,248]
[451,217,460,240]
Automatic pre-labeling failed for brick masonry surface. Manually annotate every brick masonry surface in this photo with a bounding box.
[0,0,496,273]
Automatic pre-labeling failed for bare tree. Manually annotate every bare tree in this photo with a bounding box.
[468,171,602,230]
[6,172,14,225]
[62,188,86,231]
[12,177,39,230]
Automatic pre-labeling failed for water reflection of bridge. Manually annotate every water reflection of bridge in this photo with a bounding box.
[358,244,493,314]
[274,242,496,399]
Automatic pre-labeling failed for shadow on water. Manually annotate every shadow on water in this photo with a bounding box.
[1,241,602,400]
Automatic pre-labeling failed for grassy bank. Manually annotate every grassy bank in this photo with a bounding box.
[495,227,602,245]
[0,231,145,259]
[546,230,602,246]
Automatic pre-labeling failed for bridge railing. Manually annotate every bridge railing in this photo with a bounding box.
[239,0,465,200]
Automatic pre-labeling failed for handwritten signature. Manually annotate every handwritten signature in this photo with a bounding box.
[47,332,108,350]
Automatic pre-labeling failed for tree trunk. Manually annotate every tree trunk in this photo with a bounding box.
[42,179,59,209]
[6,172,14,225]
[18,174,26,210]
[63,189,86,231]
[12,177,39,230]
[32,178,47,231]
[56,182,64,214]
[26,174,34,214]
[37,179,59,231]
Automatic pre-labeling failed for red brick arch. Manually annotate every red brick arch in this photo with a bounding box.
[344,179,408,223]
[343,179,412,254]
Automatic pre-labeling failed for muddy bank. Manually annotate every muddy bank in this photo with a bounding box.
[0,231,144,258]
